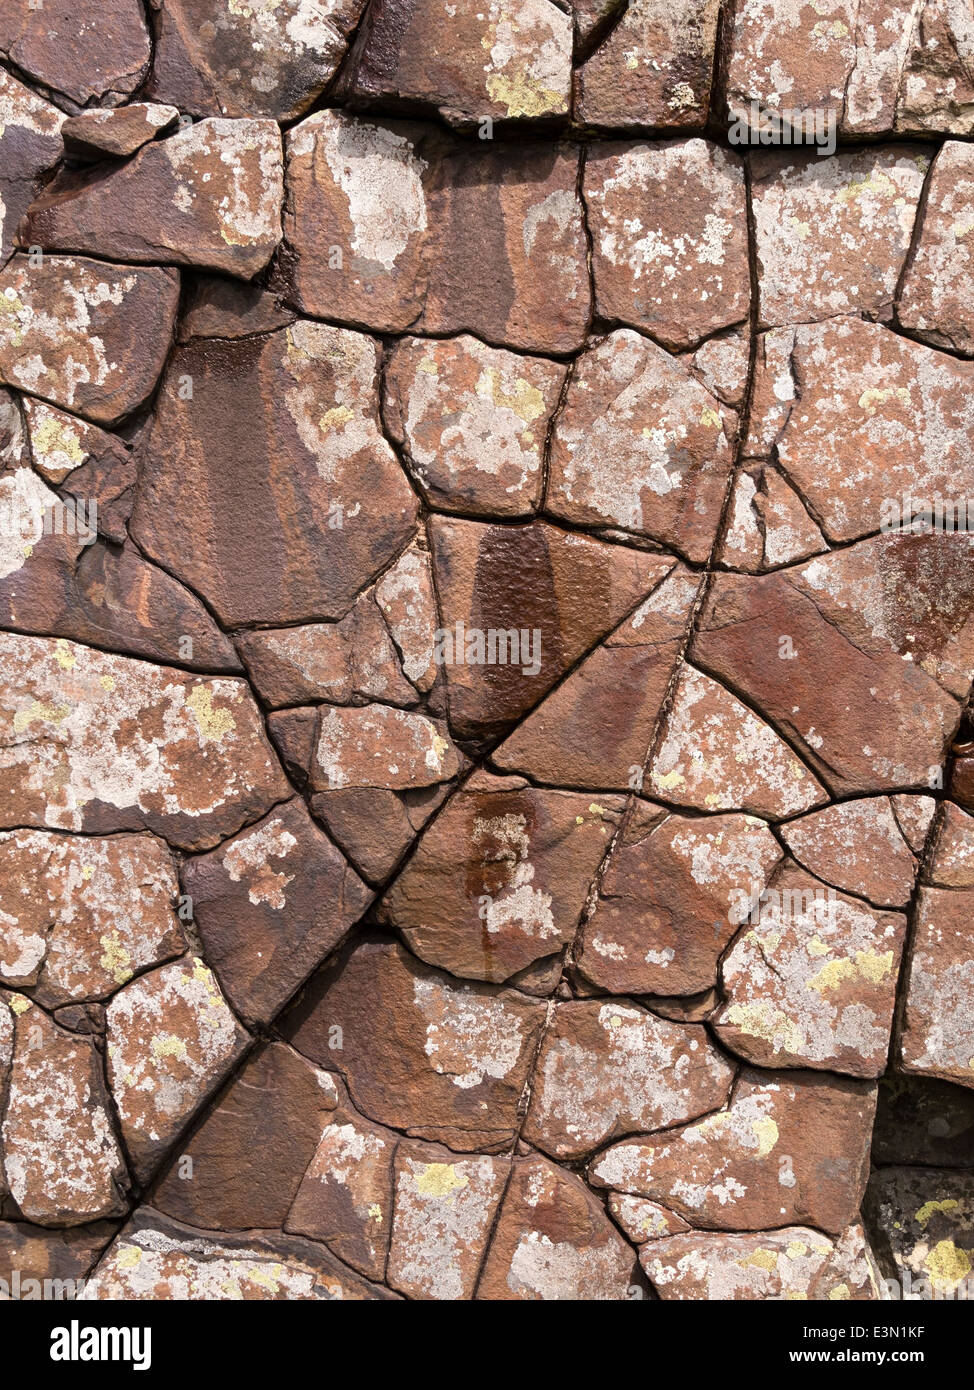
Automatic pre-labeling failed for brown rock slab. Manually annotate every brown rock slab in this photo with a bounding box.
[148,0,368,122]
[61,105,180,161]
[23,118,284,281]
[892,793,937,853]
[22,397,136,542]
[1,997,128,1226]
[865,1167,974,1298]
[899,140,974,355]
[373,542,439,694]
[0,255,179,427]
[607,1194,690,1245]
[0,633,290,851]
[714,865,907,1077]
[547,329,736,561]
[387,1141,509,1300]
[131,322,419,627]
[0,828,184,1006]
[285,1092,395,1282]
[720,463,827,572]
[896,0,974,136]
[645,1224,884,1300]
[585,138,750,351]
[152,1043,337,1230]
[384,334,564,518]
[929,802,974,886]
[477,1155,640,1300]
[0,70,64,270]
[901,887,974,1089]
[429,515,674,739]
[106,957,249,1183]
[284,935,546,1151]
[310,704,460,793]
[579,808,783,996]
[185,798,373,1028]
[780,798,920,909]
[0,0,150,106]
[576,0,720,130]
[178,274,295,342]
[692,327,751,407]
[0,1217,117,1297]
[379,774,624,982]
[341,0,573,126]
[523,999,735,1159]
[590,1068,877,1234]
[309,782,451,885]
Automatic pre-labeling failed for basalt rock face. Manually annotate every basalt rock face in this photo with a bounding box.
[0,0,972,1308]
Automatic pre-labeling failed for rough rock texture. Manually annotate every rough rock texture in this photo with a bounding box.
[0,70,64,269]
[0,0,150,107]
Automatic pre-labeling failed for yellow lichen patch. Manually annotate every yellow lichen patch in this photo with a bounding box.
[788,216,812,241]
[699,406,723,429]
[915,1198,960,1229]
[151,1033,188,1060]
[368,1203,382,1222]
[752,1117,780,1158]
[486,71,565,119]
[651,769,686,792]
[99,932,133,985]
[32,416,85,469]
[478,367,546,425]
[608,1014,623,1028]
[748,929,782,955]
[807,957,856,994]
[723,1001,805,1054]
[9,994,32,1015]
[186,685,236,743]
[808,949,894,993]
[951,221,974,240]
[12,699,70,733]
[738,1247,778,1272]
[243,1262,284,1294]
[806,935,831,958]
[924,1240,972,1292]
[835,170,895,204]
[318,405,355,431]
[118,1245,143,1269]
[99,675,115,692]
[414,1163,469,1199]
[418,358,439,376]
[829,1283,851,1300]
[858,386,911,414]
[855,949,894,984]
[81,864,94,881]
[786,1240,809,1259]
[785,1290,809,1299]
[54,639,77,669]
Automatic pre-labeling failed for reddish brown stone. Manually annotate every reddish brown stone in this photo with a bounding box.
[893,794,938,854]
[781,798,920,908]
[584,139,750,351]
[929,802,974,887]
[284,935,546,1151]
[607,1194,690,1245]
[185,798,373,1028]
[0,0,150,107]
[590,1068,877,1234]
[178,275,295,342]
[546,329,736,561]
[379,773,625,982]
[901,887,974,1089]
[0,633,290,851]
[579,808,783,996]
[691,327,750,407]
[0,255,179,427]
[22,397,136,543]
[0,1217,118,1297]
[719,463,827,572]
[148,0,368,122]
[384,335,564,518]
[899,141,974,355]
[477,1155,640,1300]
[0,70,64,269]
[131,323,419,628]
[22,119,284,281]
[341,0,573,126]
[310,782,452,885]
[152,1043,337,1230]
[267,707,318,788]
[429,516,675,739]
[373,542,439,694]
[106,957,249,1182]
[897,1,974,136]
[61,105,180,161]
[523,999,735,1159]
[309,704,461,794]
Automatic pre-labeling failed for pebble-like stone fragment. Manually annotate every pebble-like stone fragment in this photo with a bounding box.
[584,139,750,351]
[61,105,180,161]
[899,140,974,355]
[0,633,290,851]
[0,255,179,426]
[21,397,136,541]
[106,957,249,1182]
[23,118,284,281]
[523,1000,735,1159]
[780,798,920,908]
[284,935,546,1151]
[185,799,373,1028]
[901,886,974,1089]
[0,70,64,269]
[310,704,461,793]
[607,1194,690,1245]
[0,0,150,107]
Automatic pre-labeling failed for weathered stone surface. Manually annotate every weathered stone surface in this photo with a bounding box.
[892,793,937,853]
[577,0,720,130]
[714,865,907,1077]
[584,139,750,351]
[148,0,368,122]
[873,1074,974,1168]
[1,997,128,1225]
[930,802,974,886]
[106,957,248,1182]
[61,105,180,161]
[780,798,920,908]
[22,397,136,541]
[23,119,284,281]
[0,1217,117,1297]
[341,0,573,126]
[608,1194,690,1244]
[373,542,439,694]
[547,329,735,561]
[178,275,295,342]
[310,704,461,794]
[645,1224,884,1301]
[0,70,64,270]
[753,147,929,328]
[0,829,184,1006]
[131,323,419,627]
[285,111,591,352]
[896,0,974,136]
[901,887,974,1089]
[285,1092,395,1282]
[309,782,449,885]
[284,935,546,1151]
[384,334,564,518]
[478,1155,640,1300]
[523,1000,735,1159]
[379,774,624,982]
[899,141,974,355]
[153,1043,337,1230]
[0,633,290,851]
[0,255,179,426]
[185,798,372,1028]
[430,516,674,739]
[579,808,783,996]
[865,1167,974,1297]
[720,463,827,572]
[84,1208,395,1300]
[387,1142,509,1300]
[591,1069,877,1234]
[0,0,150,106]
[691,327,750,407]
